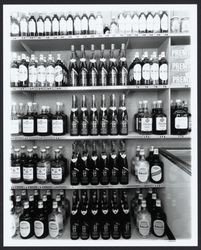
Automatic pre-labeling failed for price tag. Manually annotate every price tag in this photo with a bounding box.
[30,36,34,39]
[159,135,166,138]
[143,135,150,139]
[46,36,50,39]
[38,36,41,39]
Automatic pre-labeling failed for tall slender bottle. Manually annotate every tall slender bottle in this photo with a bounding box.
[98,44,108,86]
[159,52,168,85]
[44,13,52,36]
[118,43,128,85]
[142,52,150,85]
[121,192,131,239]
[79,45,88,87]
[118,93,128,135]
[118,140,129,184]
[100,141,109,185]
[19,54,28,87]
[28,14,36,36]
[70,142,80,185]
[46,54,55,87]
[111,191,121,239]
[90,95,99,135]
[34,200,48,239]
[150,52,159,85]
[80,141,90,185]
[70,95,79,136]
[37,54,46,87]
[129,51,142,85]
[108,94,118,135]
[37,14,44,36]
[55,54,64,86]
[90,141,99,185]
[81,12,88,34]
[100,191,110,239]
[108,44,118,86]
[88,44,98,86]
[99,94,108,135]
[28,54,37,87]
[69,45,79,86]
[109,141,119,185]
[19,201,34,239]
[80,95,89,136]
[10,52,19,87]
[70,192,80,239]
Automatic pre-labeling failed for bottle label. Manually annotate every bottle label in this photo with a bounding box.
[132,16,139,32]
[120,120,128,134]
[100,119,108,134]
[80,120,88,135]
[23,119,34,133]
[37,20,44,33]
[52,19,59,32]
[99,68,108,85]
[156,117,167,131]
[153,220,165,236]
[139,220,150,236]
[37,65,46,83]
[29,19,36,33]
[161,14,168,31]
[11,166,21,179]
[60,18,67,33]
[67,18,73,32]
[146,16,153,31]
[70,69,78,86]
[51,167,62,180]
[52,120,63,133]
[37,166,47,180]
[111,120,118,134]
[89,69,98,86]
[37,119,48,133]
[46,65,55,84]
[133,64,141,81]
[91,120,98,134]
[141,118,152,132]
[175,117,188,129]
[11,119,20,134]
[151,63,159,81]
[142,63,150,80]
[34,221,44,237]
[109,68,118,85]
[20,221,30,237]
[137,166,149,182]
[54,65,63,82]
[71,119,79,135]
[29,65,37,83]
[151,165,162,182]
[19,65,28,82]
[44,19,51,33]
[159,64,168,81]
[49,221,59,238]
[23,167,33,181]
[119,67,128,85]
[79,68,88,86]
[11,68,19,83]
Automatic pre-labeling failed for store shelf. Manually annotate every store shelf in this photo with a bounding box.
[11,133,191,141]
[170,84,191,89]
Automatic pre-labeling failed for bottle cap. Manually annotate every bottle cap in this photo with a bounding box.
[38,200,43,208]
[16,195,21,202]
[42,194,47,202]
[152,193,157,199]
[24,201,29,209]
[154,148,159,155]
[150,146,154,151]
[101,44,105,50]
[52,201,58,209]
[56,194,61,202]
[34,189,39,195]
[156,199,161,207]
[29,195,34,202]
[138,193,143,200]
[27,148,33,153]
[141,200,146,207]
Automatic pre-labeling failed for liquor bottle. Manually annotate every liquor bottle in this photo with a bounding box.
[19,201,34,239]
[10,52,19,87]
[48,201,64,238]
[36,14,44,36]
[129,51,142,85]
[118,93,128,135]
[152,199,167,237]
[74,13,81,35]
[11,103,20,135]
[60,104,68,134]
[37,149,50,184]
[34,200,48,238]
[159,52,168,85]
[37,54,46,86]
[100,141,109,185]
[150,148,164,183]
[146,12,154,33]
[52,102,66,135]
[11,13,20,37]
[118,43,128,85]
[19,53,28,87]
[59,13,67,35]
[80,95,89,136]
[88,44,98,86]
[22,149,36,184]
[89,95,99,135]
[160,11,168,33]
[139,12,147,33]
[118,140,129,184]
[131,145,141,176]
[14,195,23,233]
[121,194,131,239]
[90,141,99,185]
[110,16,118,34]
[11,149,22,183]
[55,194,66,222]
[52,14,59,36]
[28,54,37,87]
[28,14,36,36]
[146,188,153,209]
[108,44,118,86]
[80,201,90,240]
[60,189,70,218]
[69,45,79,86]
[46,54,55,87]
[146,146,154,163]
[46,190,52,207]
[21,190,27,205]
[134,101,143,132]
[20,13,28,36]
[136,200,151,238]
[79,44,88,87]
[153,12,161,33]
[10,189,15,205]
[81,12,88,34]
[136,149,150,183]
[132,12,139,33]
[109,141,119,185]
[10,200,17,237]
[54,54,63,86]
[66,12,74,35]
[108,94,118,135]
[140,100,153,134]
[90,193,100,239]
[33,190,39,205]
[80,141,90,185]
[70,192,80,239]
[130,189,141,218]
[125,12,132,34]
[149,193,157,214]
[42,194,50,215]
[37,106,51,136]
[142,51,150,85]
[111,191,121,239]
[153,100,167,135]
[152,101,157,117]
[51,149,65,184]
[99,94,108,135]
[150,52,159,85]
[98,44,108,86]
[44,13,52,36]
[88,12,96,34]
[96,12,104,34]
[172,99,188,135]
[70,95,79,136]
[100,191,110,239]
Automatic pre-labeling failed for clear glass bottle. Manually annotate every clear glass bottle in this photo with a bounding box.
[136,200,151,238]
[118,43,128,85]
[11,12,20,37]
[28,14,36,36]
[10,52,19,87]
[99,94,108,135]
[139,12,147,33]
[96,12,103,34]
[160,11,168,33]
[59,13,67,36]
[52,14,59,36]
[125,12,132,34]
[28,54,37,87]
[108,94,118,135]
[79,44,88,87]
[81,12,88,34]
[80,95,89,136]
[142,51,150,85]
[129,51,142,85]
[37,149,50,184]
[22,148,36,184]
[22,102,35,136]
[69,45,79,86]
[19,53,28,87]
[74,13,81,35]
[136,149,150,183]
[88,44,98,86]
[70,95,79,136]
[11,103,20,135]
[132,12,139,33]
[37,14,44,36]
[44,13,52,36]
[88,12,96,34]
[37,54,46,87]
[37,106,51,136]
[140,100,153,134]
[146,12,154,33]
[19,201,34,239]
[20,13,28,36]
[51,149,65,184]
[118,12,126,34]
[150,51,159,85]
[90,95,99,135]
[46,54,55,87]
[153,12,161,33]
[118,93,128,135]
[110,16,118,35]
[108,44,118,86]
[11,148,22,183]
[66,12,74,35]
[52,102,66,135]
[98,44,108,86]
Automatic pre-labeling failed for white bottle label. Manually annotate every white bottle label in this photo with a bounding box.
[141,117,152,132]
[37,65,46,83]
[11,120,20,134]
[29,20,36,33]
[29,65,37,83]
[20,19,27,33]
[23,119,34,133]
[52,19,59,32]
[37,166,47,180]
[133,64,142,81]
[34,221,44,237]
[159,64,168,81]
[81,16,88,31]
[175,117,188,129]
[139,220,150,236]
[151,63,159,81]
[153,220,165,236]
[156,117,167,131]
[11,68,19,83]
[23,167,33,181]
[11,166,21,179]
[20,221,30,237]
[52,120,63,133]
[137,166,149,183]
[44,19,51,33]
[19,65,28,81]
[55,65,63,82]
[147,16,153,31]
[139,16,146,31]
[49,221,59,238]
[142,63,150,80]
[37,119,48,133]
[37,20,44,33]
[67,18,73,32]
[60,18,67,33]
[46,65,55,84]
[151,165,162,182]
[153,15,161,32]
[161,14,168,31]
[51,167,62,180]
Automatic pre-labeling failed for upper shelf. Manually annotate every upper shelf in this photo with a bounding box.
[11,33,190,51]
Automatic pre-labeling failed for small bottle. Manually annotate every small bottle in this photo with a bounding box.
[152,199,167,237]
[90,95,99,135]
[108,94,118,135]
[136,149,150,183]
[52,14,59,36]
[153,100,167,135]
[109,141,119,185]
[96,12,103,34]
[136,200,151,238]
[70,191,80,239]
[34,200,48,238]
[69,45,79,86]
[37,149,50,184]
[121,195,131,239]
[81,12,88,34]
[88,12,96,34]
[111,191,121,239]
[10,52,19,87]
[66,12,74,35]
[150,52,159,85]
[19,201,34,239]
[70,142,80,185]
[118,93,128,135]
[28,14,36,36]
[108,44,118,86]
[11,13,20,37]
[153,12,161,33]
[118,43,128,85]
[80,141,90,185]
[80,95,89,136]
[20,13,28,36]
[150,148,164,183]
[79,45,88,87]
[70,95,79,136]
[98,44,108,86]
[110,16,118,34]
[129,52,141,85]
[134,101,143,132]
[22,102,35,136]
[22,149,36,184]
[90,141,99,185]
[37,54,46,87]
[146,12,154,33]
[37,14,44,36]
[118,140,129,184]
[100,141,109,185]
[44,13,52,36]
[28,54,37,87]
[142,51,150,85]
[160,11,168,33]
[19,54,28,87]
[37,106,51,136]
[80,202,90,240]
[88,44,98,86]
[132,12,139,33]
[74,13,81,35]
[59,13,67,35]
[11,148,22,183]
[51,149,65,184]
[100,191,110,239]
[52,102,66,135]
[55,54,63,86]
[99,94,108,135]
[46,54,55,87]
[139,12,147,33]
[159,52,168,85]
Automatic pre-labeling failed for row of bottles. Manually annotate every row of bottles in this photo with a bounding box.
[171,99,191,135]
[70,140,128,186]
[70,94,128,136]
[11,102,68,136]
[134,100,167,135]
[131,189,167,237]
[10,11,168,37]
[10,189,70,239]
[131,146,164,184]
[11,146,68,184]
[10,45,168,88]
[70,189,131,240]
